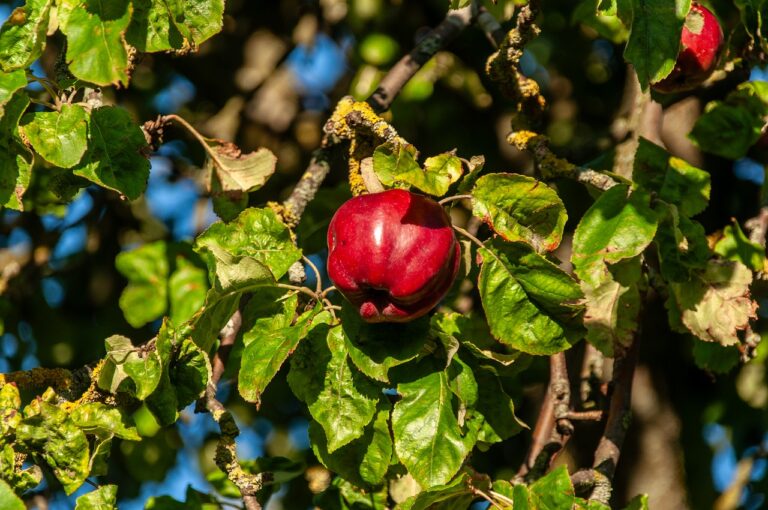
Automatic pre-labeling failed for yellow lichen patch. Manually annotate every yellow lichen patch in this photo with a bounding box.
[506,130,543,151]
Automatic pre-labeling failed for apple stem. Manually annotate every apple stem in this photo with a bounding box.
[452,224,486,250]
[302,255,324,295]
[438,194,473,206]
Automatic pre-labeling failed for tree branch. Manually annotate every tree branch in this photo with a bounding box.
[508,130,620,191]
[282,3,487,222]
[367,4,475,114]
[516,353,573,482]
[590,335,642,504]
[197,313,268,510]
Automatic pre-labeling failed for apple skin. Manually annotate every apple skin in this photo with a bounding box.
[652,3,724,94]
[327,189,460,323]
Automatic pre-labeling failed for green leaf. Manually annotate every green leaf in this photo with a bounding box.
[692,339,740,374]
[471,173,567,252]
[0,444,41,493]
[58,0,132,86]
[289,325,381,452]
[310,400,393,487]
[72,106,150,200]
[98,335,163,400]
[340,303,429,383]
[668,260,757,345]
[373,142,463,196]
[623,0,690,89]
[572,185,658,286]
[689,81,768,160]
[116,241,208,328]
[398,471,479,510]
[116,242,170,327]
[0,0,53,72]
[0,479,24,510]
[449,0,473,9]
[471,364,526,444]
[195,207,302,280]
[144,323,182,426]
[74,485,118,510]
[655,204,710,282]
[170,338,211,407]
[478,241,582,356]
[714,222,766,272]
[581,257,643,356]
[572,185,656,354]
[239,298,328,406]
[16,396,90,494]
[432,312,521,367]
[0,70,26,117]
[623,494,650,510]
[392,359,468,488]
[0,92,33,210]
[572,0,629,44]
[514,465,576,509]
[447,353,478,408]
[70,402,141,440]
[127,0,224,53]
[633,138,710,217]
[456,155,484,193]
[20,104,89,168]
[145,486,221,510]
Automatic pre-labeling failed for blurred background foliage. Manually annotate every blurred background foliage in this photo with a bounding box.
[1,0,768,508]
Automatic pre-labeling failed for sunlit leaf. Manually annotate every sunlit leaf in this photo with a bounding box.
[72,106,150,200]
[310,400,392,487]
[0,92,33,210]
[0,0,52,71]
[0,479,23,510]
[21,104,89,168]
[478,241,583,355]
[16,396,90,494]
[289,325,381,452]
[0,70,26,117]
[58,0,133,86]
[195,207,301,280]
[240,298,328,407]
[472,173,567,252]
[623,0,690,89]
[74,485,118,510]
[373,143,463,196]
[392,359,468,488]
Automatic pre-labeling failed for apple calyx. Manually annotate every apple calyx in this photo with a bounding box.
[327,189,460,323]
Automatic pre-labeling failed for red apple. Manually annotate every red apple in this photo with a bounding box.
[652,3,724,94]
[327,189,460,323]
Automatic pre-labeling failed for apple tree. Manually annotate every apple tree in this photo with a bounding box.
[0,0,767,509]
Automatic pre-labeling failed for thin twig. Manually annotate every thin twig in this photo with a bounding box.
[368,5,476,113]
